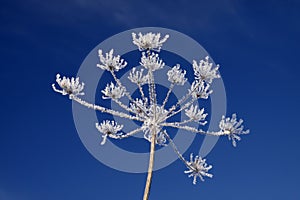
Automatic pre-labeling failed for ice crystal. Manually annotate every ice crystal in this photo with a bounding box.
[132,32,169,52]
[96,120,123,145]
[219,114,250,147]
[189,80,212,99]
[128,67,149,85]
[102,82,125,99]
[140,52,165,71]
[167,64,187,85]
[155,130,167,146]
[97,49,127,71]
[193,56,220,83]
[185,105,207,124]
[52,74,84,96]
[142,105,168,142]
[129,98,149,118]
[184,154,213,184]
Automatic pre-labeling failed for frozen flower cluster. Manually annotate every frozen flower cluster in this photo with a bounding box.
[140,52,165,71]
[52,74,84,96]
[184,154,213,184]
[185,105,207,125]
[193,56,220,83]
[132,32,169,52]
[167,64,187,85]
[189,80,212,99]
[53,31,250,189]
[96,120,123,145]
[102,82,125,99]
[219,114,250,147]
[97,49,127,71]
[128,68,149,85]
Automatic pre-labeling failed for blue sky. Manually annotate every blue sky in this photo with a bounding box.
[1,0,300,199]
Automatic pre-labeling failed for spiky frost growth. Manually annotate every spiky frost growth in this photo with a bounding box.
[155,130,167,146]
[189,80,212,99]
[128,67,149,85]
[184,154,213,184]
[97,49,127,71]
[185,105,207,125]
[132,32,169,52]
[96,120,123,145]
[52,74,84,96]
[193,56,220,83]
[167,64,187,85]
[102,82,125,99]
[142,105,168,142]
[140,52,165,71]
[219,114,250,147]
[129,98,149,118]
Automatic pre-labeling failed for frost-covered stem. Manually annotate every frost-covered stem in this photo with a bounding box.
[163,131,190,168]
[162,83,174,109]
[110,70,132,101]
[120,127,144,138]
[70,95,143,122]
[137,83,146,101]
[111,70,149,117]
[143,129,156,200]
[166,98,196,120]
[162,122,221,136]
[112,98,135,114]
[168,80,203,114]
[176,118,194,125]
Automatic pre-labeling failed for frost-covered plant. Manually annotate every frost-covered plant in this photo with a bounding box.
[184,153,213,184]
[132,32,169,52]
[52,32,249,200]
[96,120,123,145]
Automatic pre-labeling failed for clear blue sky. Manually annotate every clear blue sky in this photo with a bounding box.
[1,0,300,199]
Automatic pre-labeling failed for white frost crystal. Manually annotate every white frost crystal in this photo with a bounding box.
[155,130,167,146]
[193,56,220,83]
[96,120,123,145]
[167,64,187,85]
[184,154,213,184]
[52,74,84,96]
[185,105,207,124]
[140,52,165,71]
[128,67,149,85]
[97,49,127,71]
[189,80,212,99]
[142,105,168,142]
[129,98,149,118]
[132,32,169,52]
[102,82,125,99]
[219,114,250,147]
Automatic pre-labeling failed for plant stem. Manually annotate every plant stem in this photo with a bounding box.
[143,132,156,200]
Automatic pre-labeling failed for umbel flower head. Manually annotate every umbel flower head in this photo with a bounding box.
[128,67,149,85]
[132,32,169,52]
[193,56,220,83]
[97,49,127,71]
[185,105,207,124]
[189,80,212,99]
[167,64,187,85]
[219,114,250,147]
[140,52,165,71]
[52,31,250,192]
[96,120,123,145]
[129,98,149,118]
[52,74,84,96]
[102,82,125,99]
[184,154,213,184]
